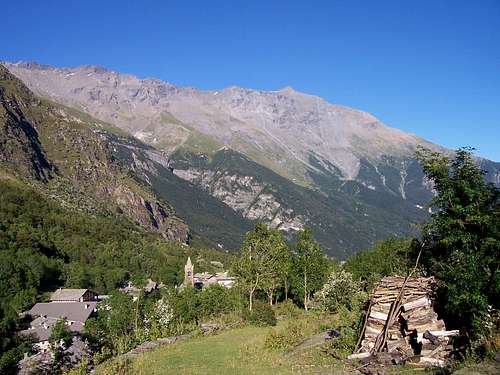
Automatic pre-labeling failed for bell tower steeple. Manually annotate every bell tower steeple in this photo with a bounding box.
[184,256,194,286]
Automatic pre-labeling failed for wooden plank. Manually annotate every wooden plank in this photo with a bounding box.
[365,326,382,335]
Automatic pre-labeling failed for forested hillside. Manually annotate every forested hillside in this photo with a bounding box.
[0,176,232,372]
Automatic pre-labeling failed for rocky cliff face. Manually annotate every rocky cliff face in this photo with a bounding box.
[0,66,53,180]
[0,65,189,242]
[173,167,305,231]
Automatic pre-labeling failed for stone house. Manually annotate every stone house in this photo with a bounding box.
[49,288,96,303]
[120,278,158,301]
[183,257,236,289]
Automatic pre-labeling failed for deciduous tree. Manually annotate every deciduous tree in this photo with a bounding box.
[233,223,288,310]
[293,228,329,311]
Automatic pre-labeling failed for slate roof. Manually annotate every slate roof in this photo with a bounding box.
[121,279,157,295]
[28,302,97,323]
[50,289,88,302]
[20,327,52,342]
[194,271,235,281]
[20,317,85,343]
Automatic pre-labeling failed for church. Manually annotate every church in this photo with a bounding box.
[183,257,236,289]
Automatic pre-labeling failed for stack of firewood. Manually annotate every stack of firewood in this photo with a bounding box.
[349,276,459,367]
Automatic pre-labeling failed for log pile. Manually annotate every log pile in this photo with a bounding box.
[349,276,458,367]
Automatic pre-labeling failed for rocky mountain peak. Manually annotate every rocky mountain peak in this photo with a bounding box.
[278,86,296,93]
[2,61,449,183]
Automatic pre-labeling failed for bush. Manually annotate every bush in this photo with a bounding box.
[272,300,302,319]
[264,320,304,351]
[244,301,277,327]
[344,237,414,291]
[314,268,361,312]
[323,294,368,359]
[198,285,243,319]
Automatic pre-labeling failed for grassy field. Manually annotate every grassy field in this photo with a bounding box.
[93,315,499,375]
[93,319,437,375]
[132,326,301,375]
[94,317,354,375]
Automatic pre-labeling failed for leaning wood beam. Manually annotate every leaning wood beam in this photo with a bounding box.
[355,298,373,352]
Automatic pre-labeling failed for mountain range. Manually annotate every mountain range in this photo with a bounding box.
[2,61,499,258]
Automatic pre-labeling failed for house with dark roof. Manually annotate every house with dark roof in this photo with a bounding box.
[20,289,97,351]
[49,288,95,302]
[28,302,97,323]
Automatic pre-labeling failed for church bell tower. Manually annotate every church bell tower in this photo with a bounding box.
[184,256,194,286]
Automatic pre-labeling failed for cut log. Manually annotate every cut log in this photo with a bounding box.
[348,352,372,360]
[417,330,459,340]
[419,357,445,367]
[369,310,388,321]
[365,326,382,335]
[386,338,407,352]
[423,330,439,345]
[406,322,443,332]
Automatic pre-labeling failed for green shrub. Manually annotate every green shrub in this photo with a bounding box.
[264,320,304,351]
[244,301,277,327]
[272,300,302,319]
[323,295,367,359]
[344,237,414,291]
[198,284,243,319]
[313,268,361,313]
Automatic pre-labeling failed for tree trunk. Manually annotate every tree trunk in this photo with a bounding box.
[134,295,140,331]
[268,291,273,306]
[284,279,289,301]
[249,276,260,311]
[304,271,308,311]
[249,288,254,311]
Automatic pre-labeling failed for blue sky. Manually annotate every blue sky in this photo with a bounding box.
[2,0,499,160]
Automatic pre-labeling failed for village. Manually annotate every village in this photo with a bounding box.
[17,258,236,372]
